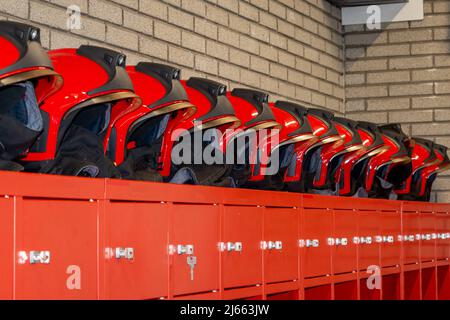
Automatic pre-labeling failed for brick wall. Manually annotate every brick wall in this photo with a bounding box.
[343,0,450,202]
[0,0,344,113]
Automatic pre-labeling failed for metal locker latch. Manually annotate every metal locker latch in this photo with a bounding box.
[305,239,319,248]
[226,242,243,252]
[432,233,437,240]
[177,244,194,255]
[115,247,134,260]
[353,237,360,245]
[426,234,432,241]
[375,236,383,243]
[267,241,276,250]
[327,238,335,246]
[29,251,51,264]
[234,242,243,252]
[409,235,415,242]
[274,241,282,250]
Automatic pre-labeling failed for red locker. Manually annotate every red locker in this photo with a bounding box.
[402,211,420,265]
[380,210,401,267]
[357,210,380,271]
[420,211,436,263]
[263,207,299,283]
[333,209,358,274]
[0,197,14,299]
[103,201,169,299]
[171,204,220,297]
[15,198,98,299]
[302,208,333,278]
[436,212,450,261]
[221,205,263,289]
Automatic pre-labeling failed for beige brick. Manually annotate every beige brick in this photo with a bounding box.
[259,11,277,29]
[434,28,450,40]
[50,0,88,12]
[278,51,296,68]
[435,55,450,67]
[326,69,340,84]
[346,58,388,74]
[410,14,450,28]
[124,10,152,36]
[326,96,341,112]
[229,14,250,34]
[411,42,450,55]
[270,63,288,80]
[345,73,365,85]
[240,69,260,88]
[326,42,341,59]
[288,69,304,86]
[333,85,345,100]
[412,68,450,82]
[111,0,138,10]
[218,0,239,12]
[304,47,320,63]
[433,177,450,191]
[218,27,239,47]
[304,75,319,91]
[389,110,433,123]
[250,56,269,74]
[250,24,269,42]
[139,37,168,60]
[345,32,387,46]
[250,0,269,10]
[260,75,278,93]
[295,86,312,103]
[195,55,218,74]
[269,1,286,19]
[436,82,450,94]
[107,25,138,50]
[310,35,326,52]
[367,70,410,84]
[1,0,29,19]
[389,56,433,70]
[206,40,229,59]
[50,31,87,49]
[412,123,450,136]
[279,82,296,99]
[206,4,228,26]
[435,109,450,121]
[168,7,194,30]
[437,192,450,203]
[182,31,206,53]
[182,0,206,15]
[72,16,106,41]
[229,48,250,67]
[366,97,410,111]
[347,112,388,123]
[139,0,168,19]
[30,1,66,28]
[434,1,450,13]
[239,1,259,21]
[319,54,342,72]
[389,29,433,43]
[346,100,366,112]
[239,35,259,54]
[312,64,326,79]
[286,9,302,26]
[346,85,388,98]
[296,57,312,73]
[412,95,450,109]
[269,32,287,49]
[294,27,311,45]
[218,62,240,82]
[89,0,122,24]
[287,39,304,56]
[311,92,326,107]
[154,21,181,45]
[302,17,318,33]
[319,80,333,95]
[389,83,433,96]
[259,43,278,61]
[168,46,194,67]
[278,19,295,37]
[195,18,217,39]
[366,44,410,57]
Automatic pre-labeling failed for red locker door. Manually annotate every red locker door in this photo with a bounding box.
[380,210,401,267]
[402,211,420,265]
[0,197,13,299]
[333,209,358,274]
[420,212,436,263]
[302,208,332,278]
[436,213,450,260]
[358,210,380,271]
[222,205,263,289]
[15,199,98,299]
[171,204,220,297]
[104,202,169,299]
[263,207,299,283]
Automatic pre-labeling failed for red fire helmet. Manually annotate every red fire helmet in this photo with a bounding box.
[364,123,412,198]
[237,100,316,190]
[0,22,62,169]
[106,63,196,180]
[22,45,141,173]
[412,143,450,201]
[224,89,281,187]
[335,121,387,196]
[158,78,240,182]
